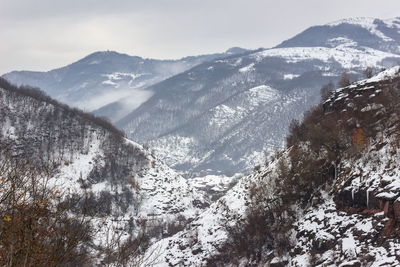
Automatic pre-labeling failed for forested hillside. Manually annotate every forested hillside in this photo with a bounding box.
[0,77,207,266]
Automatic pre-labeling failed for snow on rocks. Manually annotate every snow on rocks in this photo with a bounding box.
[135,156,207,219]
[293,197,399,267]
[142,163,277,266]
[342,233,358,259]
[142,67,400,266]
[327,17,396,42]
[284,74,300,80]
[239,63,255,73]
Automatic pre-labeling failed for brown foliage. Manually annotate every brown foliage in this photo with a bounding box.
[211,72,400,266]
[0,157,93,266]
[351,128,367,146]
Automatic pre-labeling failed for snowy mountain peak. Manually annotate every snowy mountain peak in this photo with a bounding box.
[83,50,131,58]
[77,50,141,65]
[327,17,380,26]
[116,17,400,176]
[327,17,400,42]
[277,16,400,54]
[225,47,249,55]
[327,16,400,28]
[2,49,246,116]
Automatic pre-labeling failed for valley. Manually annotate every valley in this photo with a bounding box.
[1,15,400,266]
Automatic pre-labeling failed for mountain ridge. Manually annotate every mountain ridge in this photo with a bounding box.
[276,16,400,53]
[2,48,250,117]
[4,17,400,177]
[115,16,400,176]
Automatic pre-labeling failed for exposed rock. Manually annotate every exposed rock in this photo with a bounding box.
[338,260,361,267]
[380,200,395,218]
[393,200,400,222]
[270,257,289,267]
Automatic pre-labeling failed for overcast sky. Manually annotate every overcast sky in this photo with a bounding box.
[1,0,399,74]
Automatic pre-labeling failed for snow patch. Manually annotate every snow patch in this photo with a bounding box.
[239,63,255,73]
[255,46,400,69]
[283,74,300,80]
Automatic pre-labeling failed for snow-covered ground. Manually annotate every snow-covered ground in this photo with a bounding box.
[256,45,400,69]
[141,161,279,266]
[292,197,400,267]
[0,84,210,262]
[327,17,399,42]
[140,67,400,266]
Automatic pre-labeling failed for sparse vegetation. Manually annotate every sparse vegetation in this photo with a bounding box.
[0,155,93,266]
[209,72,400,265]
[338,72,351,88]
[0,77,125,137]
[0,79,173,266]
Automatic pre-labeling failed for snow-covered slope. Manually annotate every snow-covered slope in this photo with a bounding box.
[288,67,400,266]
[2,49,249,122]
[142,67,400,266]
[0,78,208,261]
[117,17,400,176]
[143,163,279,266]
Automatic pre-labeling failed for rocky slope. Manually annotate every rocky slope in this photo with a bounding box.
[116,17,400,176]
[141,67,400,266]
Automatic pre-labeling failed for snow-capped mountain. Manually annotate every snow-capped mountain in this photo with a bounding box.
[116,17,400,176]
[4,17,400,178]
[142,67,400,266]
[2,48,249,122]
[277,17,400,54]
[0,78,208,262]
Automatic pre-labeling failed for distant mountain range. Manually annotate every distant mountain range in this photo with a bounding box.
[4,17,400,176]
[2,18,400,266]
[115,17,400,175]
[2,48,250,121]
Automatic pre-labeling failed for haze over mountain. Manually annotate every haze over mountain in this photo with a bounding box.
[2,48,249,121]
[2,10,400,266]
[116,17,400,176]
[3,17,400,177]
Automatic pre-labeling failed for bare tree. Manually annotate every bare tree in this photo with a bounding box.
[0,154,93,266]
[338,72,351,88]
[99,220,162,267]
[363,67,374,79]
[320,82,335,101]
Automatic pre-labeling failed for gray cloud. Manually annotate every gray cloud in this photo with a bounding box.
[1,0,399,74]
